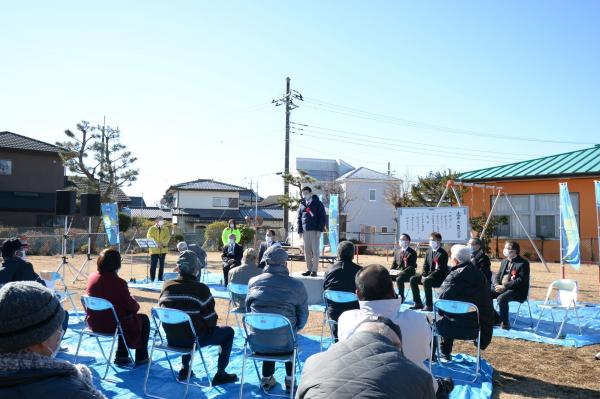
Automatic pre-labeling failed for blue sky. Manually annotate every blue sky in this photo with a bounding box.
[1,1,599,204]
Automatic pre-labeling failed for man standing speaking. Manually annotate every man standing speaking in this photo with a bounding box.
[297,186,326,277]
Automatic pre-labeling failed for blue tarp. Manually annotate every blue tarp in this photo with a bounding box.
[60,314,493,399]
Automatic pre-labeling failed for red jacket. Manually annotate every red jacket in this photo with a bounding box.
[86,271,143,348]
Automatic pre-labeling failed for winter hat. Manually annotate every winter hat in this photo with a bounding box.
[177,250,200,276]
[263,246,288,266]
[1,237,24,258]
[0,281,65,353]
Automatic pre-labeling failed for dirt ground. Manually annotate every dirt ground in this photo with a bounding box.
[28,252,600,399]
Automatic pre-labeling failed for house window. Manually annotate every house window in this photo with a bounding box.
[0,159,12,175]
[381,226,388,233]
[369,189,376,201]
[492,193,579,239]
[228,198,239,208]
[212,197,229,207]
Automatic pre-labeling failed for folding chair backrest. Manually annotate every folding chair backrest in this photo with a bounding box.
[82,295,114,312]
[153,306,198,349]
[324,290,358,305]
[40,271,61,290]
[229,283,249,296]
[243,313,295,354]
[434,299,479,317]
[549,279,578,306]
[162,272,179,281]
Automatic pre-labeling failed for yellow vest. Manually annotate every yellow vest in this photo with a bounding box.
[147,225,170,254]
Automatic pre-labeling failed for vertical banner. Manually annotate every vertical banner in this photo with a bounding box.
[101,202,120,246]
[559,183,580,269]
[329,194,339,255]
[318,194,324,254]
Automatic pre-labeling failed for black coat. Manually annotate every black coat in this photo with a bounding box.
[297,194,326,234]
[221,243,243,267]
[0,257,46,286]
[494,255,530,301]
[391,247,417,273]
[471,250,492,285]
[323,260,361,321]
[437,261,494,350]
[422,247,449,282]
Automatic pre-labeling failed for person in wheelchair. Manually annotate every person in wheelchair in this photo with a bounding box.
[159,250,238,385]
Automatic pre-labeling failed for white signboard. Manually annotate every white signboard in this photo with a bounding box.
[397,207,469,243]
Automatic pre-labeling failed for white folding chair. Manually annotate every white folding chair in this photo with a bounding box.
[535,279,582,339]
[320,290,358,351]
[75,295,134,379]
[40,270,79,315]
[239,313,302,399]
[430,299,481,382]
[144,307,213,399]
[510,278,533,328]
[226,283,249,329]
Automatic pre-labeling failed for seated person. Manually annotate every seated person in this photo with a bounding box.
[323,240,361,339]
[159,250,237,385]
[246,246,308,393]
[391,233,417,302]
[436,245,494,362]
[468,237,492,286]
[177,241,207,269]
[0,281,106,399]
[297,317,436,399]
[228,248,263,310]
[86,248,150,366]
[258,229,280,268]
[492,241,530,330]
[338,264,454,398]
[221,234,243,286]
[409,232,449,311]
[0,237,69,335]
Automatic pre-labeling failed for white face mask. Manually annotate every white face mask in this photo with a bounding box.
[399,240,409,249]
[468,245,478,254]
[157,220,164,227]
[230,224,235,229]
[266,235,273,243]
[429,240,439,250]
[303,192,311,200]
[503,248,512,258]
[229,239,235,245]
[16,249,27,260]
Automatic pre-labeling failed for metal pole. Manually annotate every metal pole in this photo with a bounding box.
[481,190,502,237]
[559,187,565,279]
[450,186,463,206]
[503,193,550,272]
[436,185,449,207]
[595,181,600,295]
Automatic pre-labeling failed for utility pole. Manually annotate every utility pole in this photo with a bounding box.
[273,77,303,238]
[387,162,391,177]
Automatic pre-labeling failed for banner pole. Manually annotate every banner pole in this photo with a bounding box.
[595,181,600,295]
[559,186,565,279]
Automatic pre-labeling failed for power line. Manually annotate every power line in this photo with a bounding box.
[302,97,596,145]
[292,121,539,159]
[291,128,527,163]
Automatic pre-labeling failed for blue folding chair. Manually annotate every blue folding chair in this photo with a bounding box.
[144,307,213,399]
[162,272,179,281]
[430,299,481,383]
[75,295,134,379]
[226,283,249,329]
[239,313,302,399]
[320,290,358,351]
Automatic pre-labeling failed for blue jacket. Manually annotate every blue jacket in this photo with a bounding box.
[297,195,326,234]
[246,264,309,331]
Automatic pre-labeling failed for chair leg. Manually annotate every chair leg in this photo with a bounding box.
[573,306,583,335]
[319,311,327,352]
[556,309,568,339]
[225,300,232,326]
[74,331,84,363]
[290,349,297,399]
[182,346,195,399]
[143,337,157,395]
[511,302,523,327]
[104,333,118,379]
[239,347,247,399]
[196,344,212,388]
[526,301,533,328]
[534,307,546,334]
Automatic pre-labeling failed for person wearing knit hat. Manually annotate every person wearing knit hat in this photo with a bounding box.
[0,281,106,398]
[245,245,308,393]
[158,251,238,385]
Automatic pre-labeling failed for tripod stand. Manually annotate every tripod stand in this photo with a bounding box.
[125,227,139,282]
[72,217,94,283]
[56,216,81,279]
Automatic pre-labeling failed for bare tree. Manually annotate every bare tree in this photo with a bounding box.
[314,180,354,220]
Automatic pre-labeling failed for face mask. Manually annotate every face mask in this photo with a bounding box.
[16,249,27,260]
[229,239,235,245]
[230,224,235,229]
[157,220,164,227]
[303,193,311,200]
[266,235,273,243]
[429,240,439,250]
[503,248,512,258]
[399,240,409,249]
[468,245,478,254]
